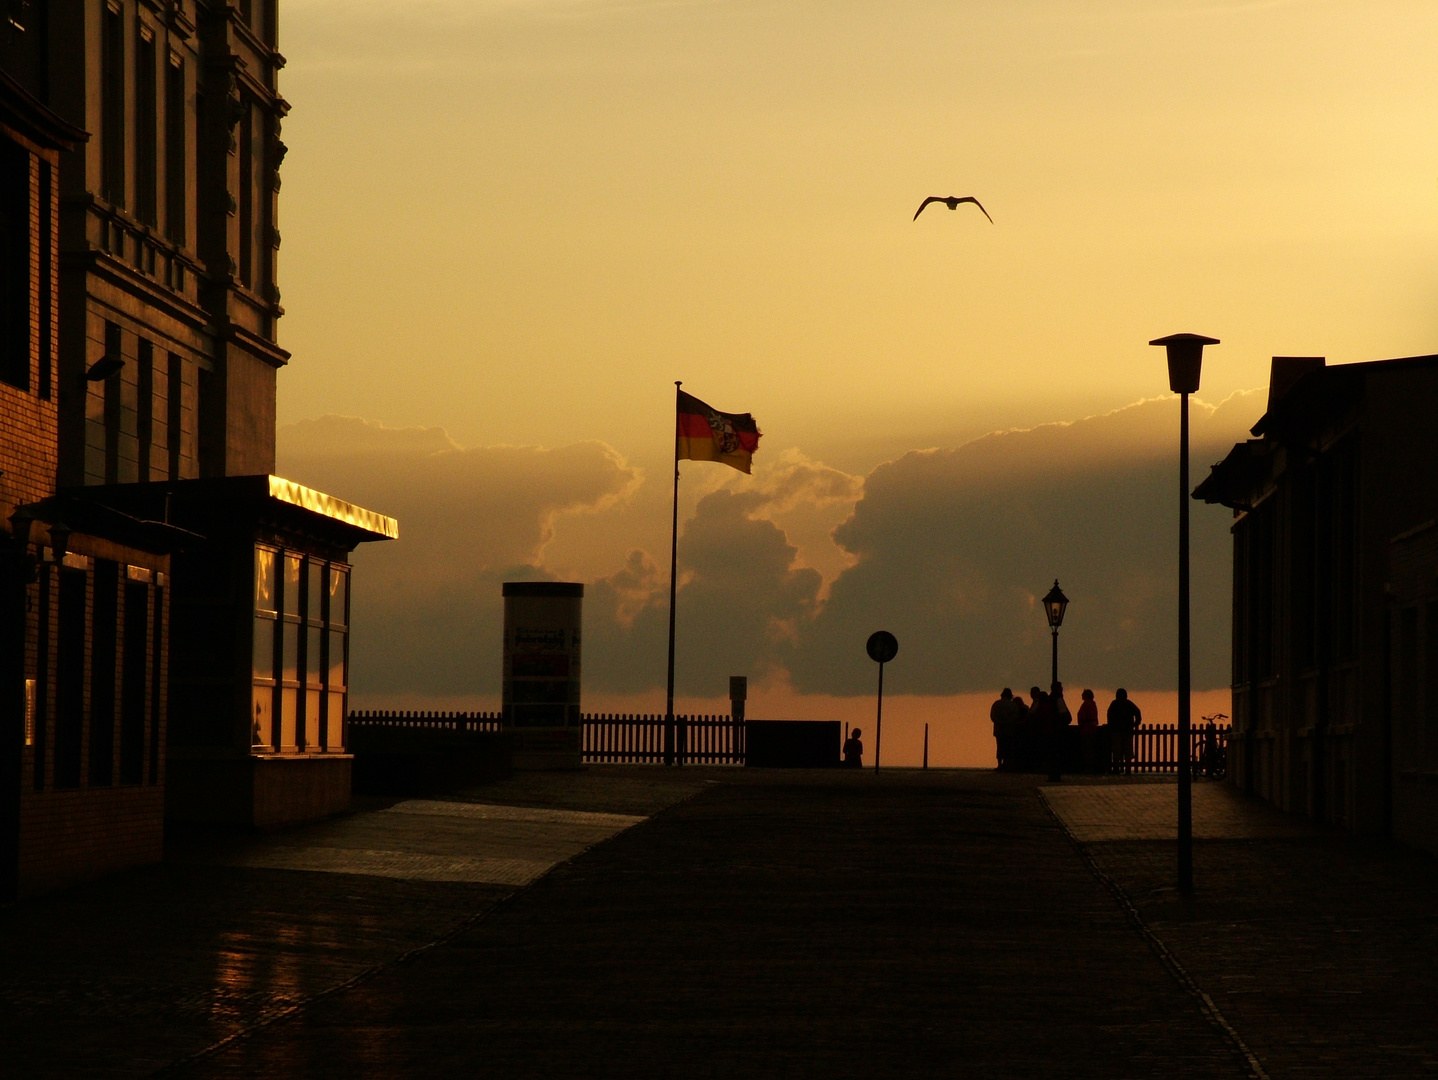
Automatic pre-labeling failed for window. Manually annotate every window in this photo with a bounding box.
[137,339,154,479]
[89,561,120,787]
[278,553,301,749]
[165,58,186,245]
[33,564,50,789]
[1425,602,1438,767]
[167,353,183,479]
[304,558,322,749]
[54,567,87,789]
[252,546,277,748]
[252,547,351,754]
[148,577,163,784]
[38,160,51,399]
[0,140,30,391]
[1399,606,1419,761]
[197,361,218,477]
[136,26,158,226]
[120,580,149,784]
[97,326,140,485]
[239,102,252,286]
[326,564,349,751]
[102,4,125,206]
[1334,442,1359,661]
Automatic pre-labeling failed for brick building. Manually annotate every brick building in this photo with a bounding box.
[1195,354,1438,852]
[1,3,394,897]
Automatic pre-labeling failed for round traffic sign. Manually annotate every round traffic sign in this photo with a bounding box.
[866,630,898,664]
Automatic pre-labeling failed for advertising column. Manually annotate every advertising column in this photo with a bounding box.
[502,582,583,769]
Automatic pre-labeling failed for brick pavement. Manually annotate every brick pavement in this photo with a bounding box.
[169,770,1247,1079]
[1043,775,1438,1078]
[195,800,647,886]
[0,768,706,1079]
[1041,778,1320,841]
[4,768,1438,1078]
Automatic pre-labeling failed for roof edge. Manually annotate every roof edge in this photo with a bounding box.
[267,476,398,540]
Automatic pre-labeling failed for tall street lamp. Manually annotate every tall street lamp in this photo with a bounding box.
[1042,580,1069,688]
[1149,331,1219,895]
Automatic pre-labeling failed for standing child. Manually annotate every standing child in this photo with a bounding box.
[843,727,864,768]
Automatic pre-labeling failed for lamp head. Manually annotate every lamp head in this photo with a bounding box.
[9,507,34,549]
[1042,579,1069,629]
[48,520,72,562]
[1150,333,1219,394]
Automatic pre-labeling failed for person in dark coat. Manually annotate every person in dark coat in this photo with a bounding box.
[990,688,1016,769]
[1108,689,1142,774]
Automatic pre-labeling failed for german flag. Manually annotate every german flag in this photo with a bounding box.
[676,390,761,474]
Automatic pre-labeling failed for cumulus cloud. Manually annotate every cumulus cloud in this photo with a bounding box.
[583,488,823,695]
[278,393,1263,703]
[277,415,640,694]
[683,447,865,595]
[787,391,1264,694]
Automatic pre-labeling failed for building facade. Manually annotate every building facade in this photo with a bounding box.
[1195,354,1438,851]
[1,2,394,896]
[52,0,284,489]
[0,5,187,899]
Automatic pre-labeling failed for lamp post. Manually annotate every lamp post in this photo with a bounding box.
[1041,579,1069,688]
[1041,581,1069,784]
[1149,332,1219,895]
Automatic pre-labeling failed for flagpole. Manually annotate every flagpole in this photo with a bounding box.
[665,380,681,767]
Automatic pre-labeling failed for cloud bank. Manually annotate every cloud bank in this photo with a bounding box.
[278,393,1261,701]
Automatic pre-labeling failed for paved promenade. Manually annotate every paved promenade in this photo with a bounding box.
[2,768,1437,1078]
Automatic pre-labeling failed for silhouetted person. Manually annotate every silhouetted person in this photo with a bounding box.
[1077,688,1099,772]
[1023,685,1046,772]
[1047,682,1071,782]
[1108,688,1142,774]
[1051,682,1072,728]
[843,727,864,768]
[1028,687,1055,779]
[990,688,1015,769]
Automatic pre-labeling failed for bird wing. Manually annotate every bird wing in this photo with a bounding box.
[953,196,994,224]
[912,196,944,221]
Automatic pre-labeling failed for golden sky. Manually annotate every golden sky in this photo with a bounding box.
[273,2,1438,762]
[276,0,1438,469]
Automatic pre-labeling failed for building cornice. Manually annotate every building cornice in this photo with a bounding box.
[62,248,210,333]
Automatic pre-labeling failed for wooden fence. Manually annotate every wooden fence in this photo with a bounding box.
[581,713,743,765]
[348,711,742,765]
[1129,722,1230,776]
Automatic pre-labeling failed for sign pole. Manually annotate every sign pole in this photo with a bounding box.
[874,660,884,774]
[865,631,899,775]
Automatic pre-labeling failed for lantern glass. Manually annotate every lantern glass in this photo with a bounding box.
[1042,580,1069,629]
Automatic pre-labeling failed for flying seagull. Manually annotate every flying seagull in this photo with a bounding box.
[913,195,993,224]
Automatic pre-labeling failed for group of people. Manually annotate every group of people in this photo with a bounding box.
[989,683,1143,775]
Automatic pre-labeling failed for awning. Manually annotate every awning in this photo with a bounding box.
[64,475,398,551]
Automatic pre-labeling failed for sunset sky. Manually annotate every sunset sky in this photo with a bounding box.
[272,1,1438,764]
